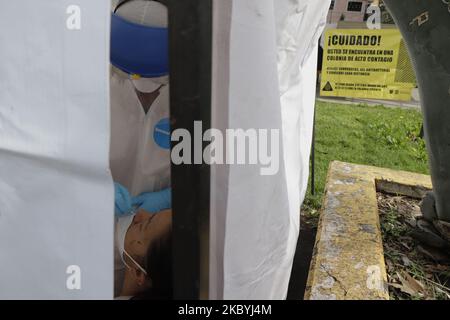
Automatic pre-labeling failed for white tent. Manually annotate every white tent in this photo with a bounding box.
[0,0,329,299]
[0,0,113,299]
[210,0,330,299]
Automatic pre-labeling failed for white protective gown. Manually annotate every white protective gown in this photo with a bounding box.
[110,68,171,196]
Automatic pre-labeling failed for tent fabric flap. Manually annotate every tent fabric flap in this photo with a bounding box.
[210,0,330,299]
[0,0,113,299]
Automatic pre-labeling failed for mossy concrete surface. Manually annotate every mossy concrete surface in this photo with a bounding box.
[304,161,432,300]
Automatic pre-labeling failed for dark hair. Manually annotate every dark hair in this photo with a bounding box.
[132,222,173,300]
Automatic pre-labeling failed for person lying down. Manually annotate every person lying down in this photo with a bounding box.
[114,184,172,299]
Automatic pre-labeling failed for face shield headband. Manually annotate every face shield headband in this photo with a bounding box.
[110,0,169,78]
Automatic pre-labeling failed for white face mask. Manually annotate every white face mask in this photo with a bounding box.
[131,75,169,93]
[116,214,135,265]
[116,213,149,276]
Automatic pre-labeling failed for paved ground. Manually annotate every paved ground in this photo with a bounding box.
[317,95,421,110]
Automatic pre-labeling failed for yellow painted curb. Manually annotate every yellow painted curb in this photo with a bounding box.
[304,161,432,300]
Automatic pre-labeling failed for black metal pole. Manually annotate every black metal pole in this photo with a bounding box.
[311,110,316,196]
[168,0,212,299]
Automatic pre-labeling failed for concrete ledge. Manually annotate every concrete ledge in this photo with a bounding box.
[304,161,432,300]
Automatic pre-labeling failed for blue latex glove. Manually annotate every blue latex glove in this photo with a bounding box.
[114,182,133,217]
[132,188,172,213]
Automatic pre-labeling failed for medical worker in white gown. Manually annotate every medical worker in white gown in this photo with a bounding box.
[110,0,172,297]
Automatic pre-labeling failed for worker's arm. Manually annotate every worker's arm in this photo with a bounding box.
[132,188,172,214]
[114,182,133,217]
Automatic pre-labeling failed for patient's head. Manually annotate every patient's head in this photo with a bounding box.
[122,209,172,298]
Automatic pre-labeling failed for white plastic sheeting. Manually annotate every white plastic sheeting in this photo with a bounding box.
[0,1,113,299]
[0,0,329,300]
[210,0,329,299]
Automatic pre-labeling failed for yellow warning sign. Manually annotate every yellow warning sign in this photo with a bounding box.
[320,29,416,101]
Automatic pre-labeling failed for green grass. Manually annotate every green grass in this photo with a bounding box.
[303,101,429,216]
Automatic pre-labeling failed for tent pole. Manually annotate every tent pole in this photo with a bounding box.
[311,110,316,196]
[169,0,212,300]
